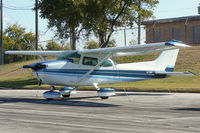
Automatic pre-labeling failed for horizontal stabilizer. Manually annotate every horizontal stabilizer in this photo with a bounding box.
[155,71,197,77]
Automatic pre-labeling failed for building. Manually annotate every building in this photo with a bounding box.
[141,15,200,45]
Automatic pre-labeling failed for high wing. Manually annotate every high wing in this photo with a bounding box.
[5,50,66,56]
[78,40,190,57]
[5,40,190,57]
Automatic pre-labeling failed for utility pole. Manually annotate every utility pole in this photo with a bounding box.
[138,0,141,45]
[124,26,126,46]
[0,0,3,65]
[35,0,38,50]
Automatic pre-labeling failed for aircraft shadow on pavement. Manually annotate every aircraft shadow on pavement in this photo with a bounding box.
[172,107,200,111]
[0,97,120,107]
[115,93,171,97]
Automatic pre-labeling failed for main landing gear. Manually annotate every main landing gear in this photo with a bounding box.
[42,85,115,100]
[43,86,75,100]
[93,83,116,99]
[97,88,116,99]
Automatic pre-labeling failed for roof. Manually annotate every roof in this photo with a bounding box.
[141,15,200,25]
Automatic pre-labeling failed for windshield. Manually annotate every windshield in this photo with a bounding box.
[101,59,113,67]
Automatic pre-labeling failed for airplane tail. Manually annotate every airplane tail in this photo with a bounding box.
[154,49,179,72]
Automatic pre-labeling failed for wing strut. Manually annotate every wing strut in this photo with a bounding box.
[75,53,112,87]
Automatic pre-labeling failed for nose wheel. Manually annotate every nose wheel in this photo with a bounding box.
[100,96,109,99]
[43,86,61,100]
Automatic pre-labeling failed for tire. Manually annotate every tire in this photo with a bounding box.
[101,96,109,99]
[46,98,53,100]
[62,94,70,98]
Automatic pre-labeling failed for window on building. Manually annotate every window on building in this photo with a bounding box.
[172,28,180,40]
[194,26,200,44]
[83,57,98,66]
[154,30,160,42]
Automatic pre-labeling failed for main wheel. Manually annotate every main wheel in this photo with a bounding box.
[62,94,70,98]
[46,98,54,100]
[101,96,109,99]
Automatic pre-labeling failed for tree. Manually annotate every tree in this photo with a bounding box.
[85,0,159,48]
[84,39,116,49]
[38,0,159,49]
[3,24,35,63]
[38,0,86,50]
[46,41,64,50]
[129,39,137,46]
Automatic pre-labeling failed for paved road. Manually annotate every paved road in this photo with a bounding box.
[0,90,200,133]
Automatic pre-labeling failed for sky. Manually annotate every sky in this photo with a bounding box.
[3,0,200,48]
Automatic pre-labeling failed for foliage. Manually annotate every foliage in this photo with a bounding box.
[89,0,159,48]
[3,24,36,64]
[46,41,71,50]
[38,0,159,49]
[64,42,71,50]
[129,39,137,45]
[84,40,99,49]
[84,39,116,49]
[38,0,85,50]
[46,41,64,50]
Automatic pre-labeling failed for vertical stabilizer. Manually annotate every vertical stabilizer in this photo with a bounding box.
[154,49,179,71]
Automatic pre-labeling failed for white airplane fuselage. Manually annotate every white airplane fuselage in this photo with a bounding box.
[33,60,158,86]
[30,49,180,87]
[29,48,181,87]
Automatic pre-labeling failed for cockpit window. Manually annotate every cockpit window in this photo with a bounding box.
[101,59,113,67]
[57,52,81,64]
[83,57,98,66]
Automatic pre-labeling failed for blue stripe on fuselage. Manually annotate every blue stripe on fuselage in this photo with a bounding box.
[42,72,146,82]
[41,69,155,78]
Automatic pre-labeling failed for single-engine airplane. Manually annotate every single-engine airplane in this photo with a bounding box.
[5,40,195,100]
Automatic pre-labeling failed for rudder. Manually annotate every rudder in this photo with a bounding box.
[154,49,179,72]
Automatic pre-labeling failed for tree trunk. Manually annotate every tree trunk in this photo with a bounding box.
[99,32,107,48]
[70,27,76,50]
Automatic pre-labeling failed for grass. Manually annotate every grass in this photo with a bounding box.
[0,46,200,92]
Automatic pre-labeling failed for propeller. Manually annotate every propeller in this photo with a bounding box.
[23,63,47,71]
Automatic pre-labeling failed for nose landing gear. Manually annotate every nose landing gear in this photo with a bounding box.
[43,86,76,100]
[43,86,61,100]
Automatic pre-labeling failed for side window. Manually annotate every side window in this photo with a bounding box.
[83,57,98,66]
[101,60,113,67]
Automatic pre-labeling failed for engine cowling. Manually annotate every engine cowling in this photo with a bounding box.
[43,91,61,100]
[97,88,115,99]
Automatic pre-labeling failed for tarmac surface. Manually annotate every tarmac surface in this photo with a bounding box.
[0,89,200,133]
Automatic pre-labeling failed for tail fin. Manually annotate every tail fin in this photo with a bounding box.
[154,49,179,72]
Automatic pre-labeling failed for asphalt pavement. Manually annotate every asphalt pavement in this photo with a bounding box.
[0,89,200,133]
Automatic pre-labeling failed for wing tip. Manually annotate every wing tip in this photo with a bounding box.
[165,40,191,47]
